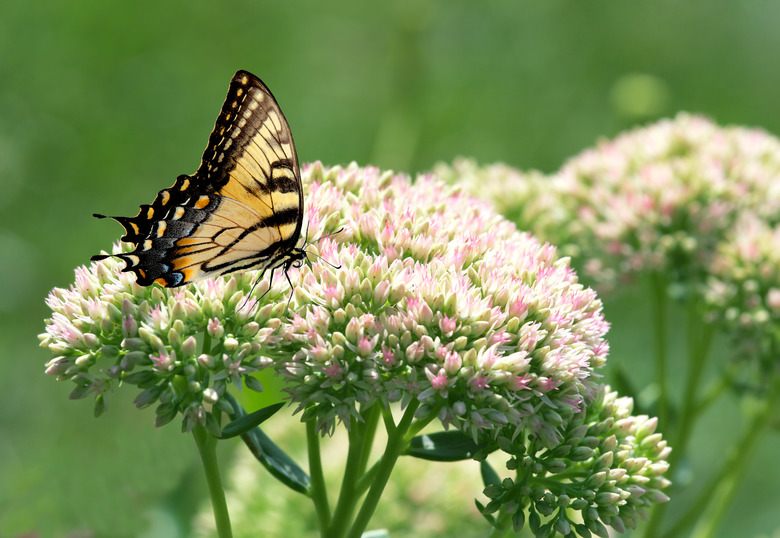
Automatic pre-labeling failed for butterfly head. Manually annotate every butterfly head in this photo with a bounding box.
[284,246,308,271]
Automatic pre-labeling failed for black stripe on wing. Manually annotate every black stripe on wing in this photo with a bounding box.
[196,71,300,191]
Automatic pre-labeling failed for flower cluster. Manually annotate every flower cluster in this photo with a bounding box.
[703,213,780,377]
[439,114,780,385]
[41,162,670,534]
[280,164,611,448]
[439,114,780,294]
[483,385,670,535]
[434,159,566,252]
[40,257,289,432]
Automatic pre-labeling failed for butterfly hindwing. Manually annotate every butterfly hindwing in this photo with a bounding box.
[93,70,304,287]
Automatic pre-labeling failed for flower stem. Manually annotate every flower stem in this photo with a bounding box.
[487,509,512,538]
[307,420,331,532]
[673,298,714,463]
[327,417,377,537]
[645,294,714,537]
[192,424,232,538]
[683,381,780,538]
[356,406,381,477]
[650,271,669,428]
[345,401,420,538]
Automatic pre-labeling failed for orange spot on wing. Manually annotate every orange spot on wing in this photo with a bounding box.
[172,257,193,270]
[154,277,168,286]
[179,268,195,282]
[195,196,210,209]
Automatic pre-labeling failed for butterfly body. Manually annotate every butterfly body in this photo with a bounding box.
[93,70,305,287]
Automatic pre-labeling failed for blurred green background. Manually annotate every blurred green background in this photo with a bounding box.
[3,1,780,536]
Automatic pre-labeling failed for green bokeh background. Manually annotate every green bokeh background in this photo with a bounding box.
[3,1,780,536]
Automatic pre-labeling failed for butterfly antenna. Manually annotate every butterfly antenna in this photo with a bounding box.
[301,226,344,270]
[307,251,341,270]
[314,226,344,244]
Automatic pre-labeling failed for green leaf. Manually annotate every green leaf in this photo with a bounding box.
[205,411,222,438]
[133,385,163,408]
[68,385,92,400]
[154,403,177,428]
[475,499,500,529]
[220,402,285,438]
[529,509,541,534]
[573,523,592,538]
[511,507,525,532]
[93,394,106,417]
[480,460,501,487]
[223,393,310,494]
[123,370,158,387]
[405,431,484,461]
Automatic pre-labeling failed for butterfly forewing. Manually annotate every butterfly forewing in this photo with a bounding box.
[92,70,304,287]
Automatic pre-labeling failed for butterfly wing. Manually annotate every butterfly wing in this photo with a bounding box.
[93,70,303,287]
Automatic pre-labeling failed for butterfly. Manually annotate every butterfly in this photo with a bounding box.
[92,70,307,289]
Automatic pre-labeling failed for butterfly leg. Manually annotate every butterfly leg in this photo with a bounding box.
[262,268,277,299]
[283,267,297,313]
[237,268,275,313]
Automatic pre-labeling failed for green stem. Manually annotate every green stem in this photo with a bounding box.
[404,407,437,439]
[645,295,714,538]
[683,382,780,538]
[326,418,375,537]
[346,401,420,538]
[202,332,212,353]
[346,408,386,499]
[673,300,714,465]
[307,420,331,533]
[650,271,670,429]
[355,460,380,497]
[357,406,381,475]
[694,361,735,417]
[642,272,669,538]
[192,424,232,538]
[487,510,512,538]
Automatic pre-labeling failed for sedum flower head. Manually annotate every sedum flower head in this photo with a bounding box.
[482,385,670,536]
[703,212,780,377]
[440,114,780,294]
[42,162,610,446]
[556,114,780,291]
[274,163,610,446]
[40,257,283,432]
[435,159,566,251]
